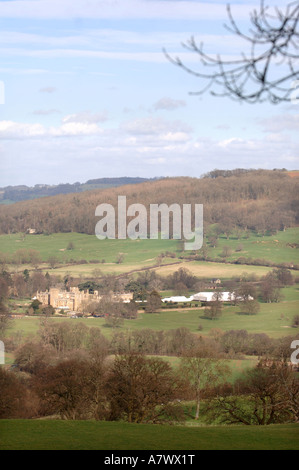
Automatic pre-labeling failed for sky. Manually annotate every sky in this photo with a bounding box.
[0,0,298,187]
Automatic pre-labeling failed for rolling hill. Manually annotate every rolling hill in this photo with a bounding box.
[0,169,298,237]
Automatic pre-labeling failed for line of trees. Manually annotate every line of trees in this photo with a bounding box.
[6,319,299,369]
[1,346,298,425]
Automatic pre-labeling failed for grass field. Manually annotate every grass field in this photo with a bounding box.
[0,233,180,264]
[0,228,298,279]
[0,420,298,450]
[154,261,272,279]
[39,259,273,278]
[203,227,299,266]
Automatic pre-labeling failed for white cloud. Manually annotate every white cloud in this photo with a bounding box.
[160,132,190,142]
[50,122,105,137]
[121,116,192,135]
[1,125,298,186]
[0,115,192,141]
[0,121,45,138]
[0,29,246,53]
[62,111,109,124]
[218,137,246,148]
[259,114,299,133]
[153,97,186,111]
[0,119,105,139]
[32,109,61,116]
[0,47,172,63]
[0,1,253,20]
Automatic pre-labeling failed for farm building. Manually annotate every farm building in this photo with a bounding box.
[162,292,253,303]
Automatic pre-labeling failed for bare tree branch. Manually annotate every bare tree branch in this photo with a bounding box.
[164,1,299,104]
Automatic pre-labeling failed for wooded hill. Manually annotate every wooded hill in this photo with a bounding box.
[0,169,298,236]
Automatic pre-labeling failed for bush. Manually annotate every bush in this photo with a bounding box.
[292,315,299,328]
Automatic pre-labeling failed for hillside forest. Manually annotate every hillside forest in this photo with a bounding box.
[0,170,298,237]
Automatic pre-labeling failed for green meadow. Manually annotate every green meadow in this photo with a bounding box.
[206,227,299,266]
[0,232,179,264]
[0,227,298,278]
[0,420,298,450]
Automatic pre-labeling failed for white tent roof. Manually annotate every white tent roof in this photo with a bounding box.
[192,292,253,302]
[162,296,193,303]
[162,292,253,303]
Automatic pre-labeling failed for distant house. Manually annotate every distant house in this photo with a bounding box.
[35,287,133,313]
[211,278,221,288]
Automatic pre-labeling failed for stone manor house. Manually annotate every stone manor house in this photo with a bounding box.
[35,287,133,314]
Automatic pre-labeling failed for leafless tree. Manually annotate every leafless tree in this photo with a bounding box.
[164,1,299,104]
[180,344,230,420]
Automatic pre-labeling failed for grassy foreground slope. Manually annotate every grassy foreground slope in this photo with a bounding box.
[0,420,298,450]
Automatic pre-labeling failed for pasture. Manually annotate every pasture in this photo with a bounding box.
[0,420,298,450]
[0,227,298,279]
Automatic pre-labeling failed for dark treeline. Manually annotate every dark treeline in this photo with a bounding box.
[0,177,155,203]
[202,168,288,179]
[0,170,298,235]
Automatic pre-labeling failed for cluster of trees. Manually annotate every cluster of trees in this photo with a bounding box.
[0,269,56,300]
[202,359,299,425]
[76,268,199,305]
[1,339,298,425]
[81,296,139,326]
[0,170,297,236]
